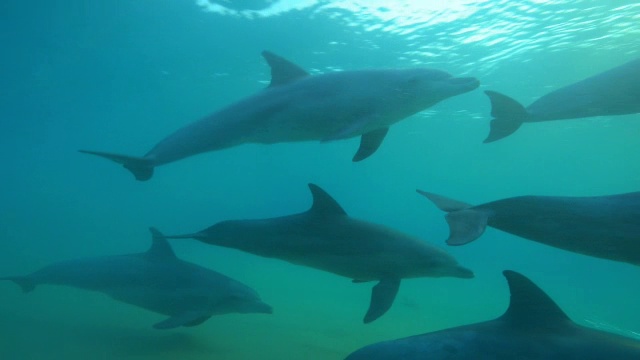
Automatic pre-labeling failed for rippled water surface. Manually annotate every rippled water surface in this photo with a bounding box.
[1,1,639,359]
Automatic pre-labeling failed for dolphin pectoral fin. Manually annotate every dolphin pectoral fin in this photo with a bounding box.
[352,127,389,162]
[363,278,401,324]
[445,209,490,246]
[152,311,210,330]
[416,190,472,212]
[0,276,36,293]
[79,150,154,181]
[483,90,528,143]
[183,316,211,327]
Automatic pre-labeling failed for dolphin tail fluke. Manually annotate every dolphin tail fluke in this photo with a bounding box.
[0,276,36,293]
[363,278,400,324]
[79,150,154,181]
[444,209,491,246]
[483,90,529,143]
[416,190,472,212]
[416,190,488,246]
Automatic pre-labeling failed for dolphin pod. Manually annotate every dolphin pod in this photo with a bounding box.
[344,270,640,359]
[163,183,473,323]
[417,190,640,266]
[80,51,479,181]
[0,228,272,329]
[484,57,640,142]
[4,47,638,357]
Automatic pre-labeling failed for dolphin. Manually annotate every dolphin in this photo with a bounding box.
[164,183,473,323]
[80,51,479,181]
[344,270,640,359]
[417,190,640,266]
[0,228,272,329]
[484,57,640,142]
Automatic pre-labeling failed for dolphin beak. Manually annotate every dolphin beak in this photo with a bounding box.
[258,302,273,314]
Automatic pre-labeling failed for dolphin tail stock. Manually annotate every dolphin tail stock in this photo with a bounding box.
[416,190,489,246]
[162,232,205,241]
[78,150,154,181]
[363,278,401,324]
[483,90,529,143]
[0,276,36,293]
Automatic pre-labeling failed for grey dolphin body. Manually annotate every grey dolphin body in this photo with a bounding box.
[345,270,640,359]
[80,51,479,181]
[0,228,272,329]
[417,190,640,266]
[165,184,473,323]
[484,58,640,142]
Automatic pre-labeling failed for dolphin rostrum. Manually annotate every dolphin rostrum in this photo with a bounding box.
[0,228,272,329]
[165,184,473,323]
[484,57,640,142]
[417,190,640,266]
[345,270,640,359]
[80,51,479,180]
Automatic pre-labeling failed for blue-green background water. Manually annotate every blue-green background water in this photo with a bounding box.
[1,1,639,359]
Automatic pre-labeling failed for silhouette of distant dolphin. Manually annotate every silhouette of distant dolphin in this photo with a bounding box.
[417,190,640,266]
[484,58,640,142]
[80,51,479,180]
[165,184,473,323]
[345,270,640,359]
[0,228,272,329]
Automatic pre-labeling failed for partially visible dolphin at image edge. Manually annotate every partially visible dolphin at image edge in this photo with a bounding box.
[344,270,640,359]
[164,183,473,323]
[484,57,640,142]
[417,190,640,266]
[80,51,479,181]
[0,228,272,329]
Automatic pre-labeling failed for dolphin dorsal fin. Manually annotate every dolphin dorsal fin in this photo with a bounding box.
[147,227,177,259]
[307,184,347,216]
[501,270,570,329]
[261,51,309,87]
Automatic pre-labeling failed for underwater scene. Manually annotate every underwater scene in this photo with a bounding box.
[1,0,640,359]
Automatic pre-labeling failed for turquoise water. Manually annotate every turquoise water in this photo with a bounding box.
[1,1,639,359]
